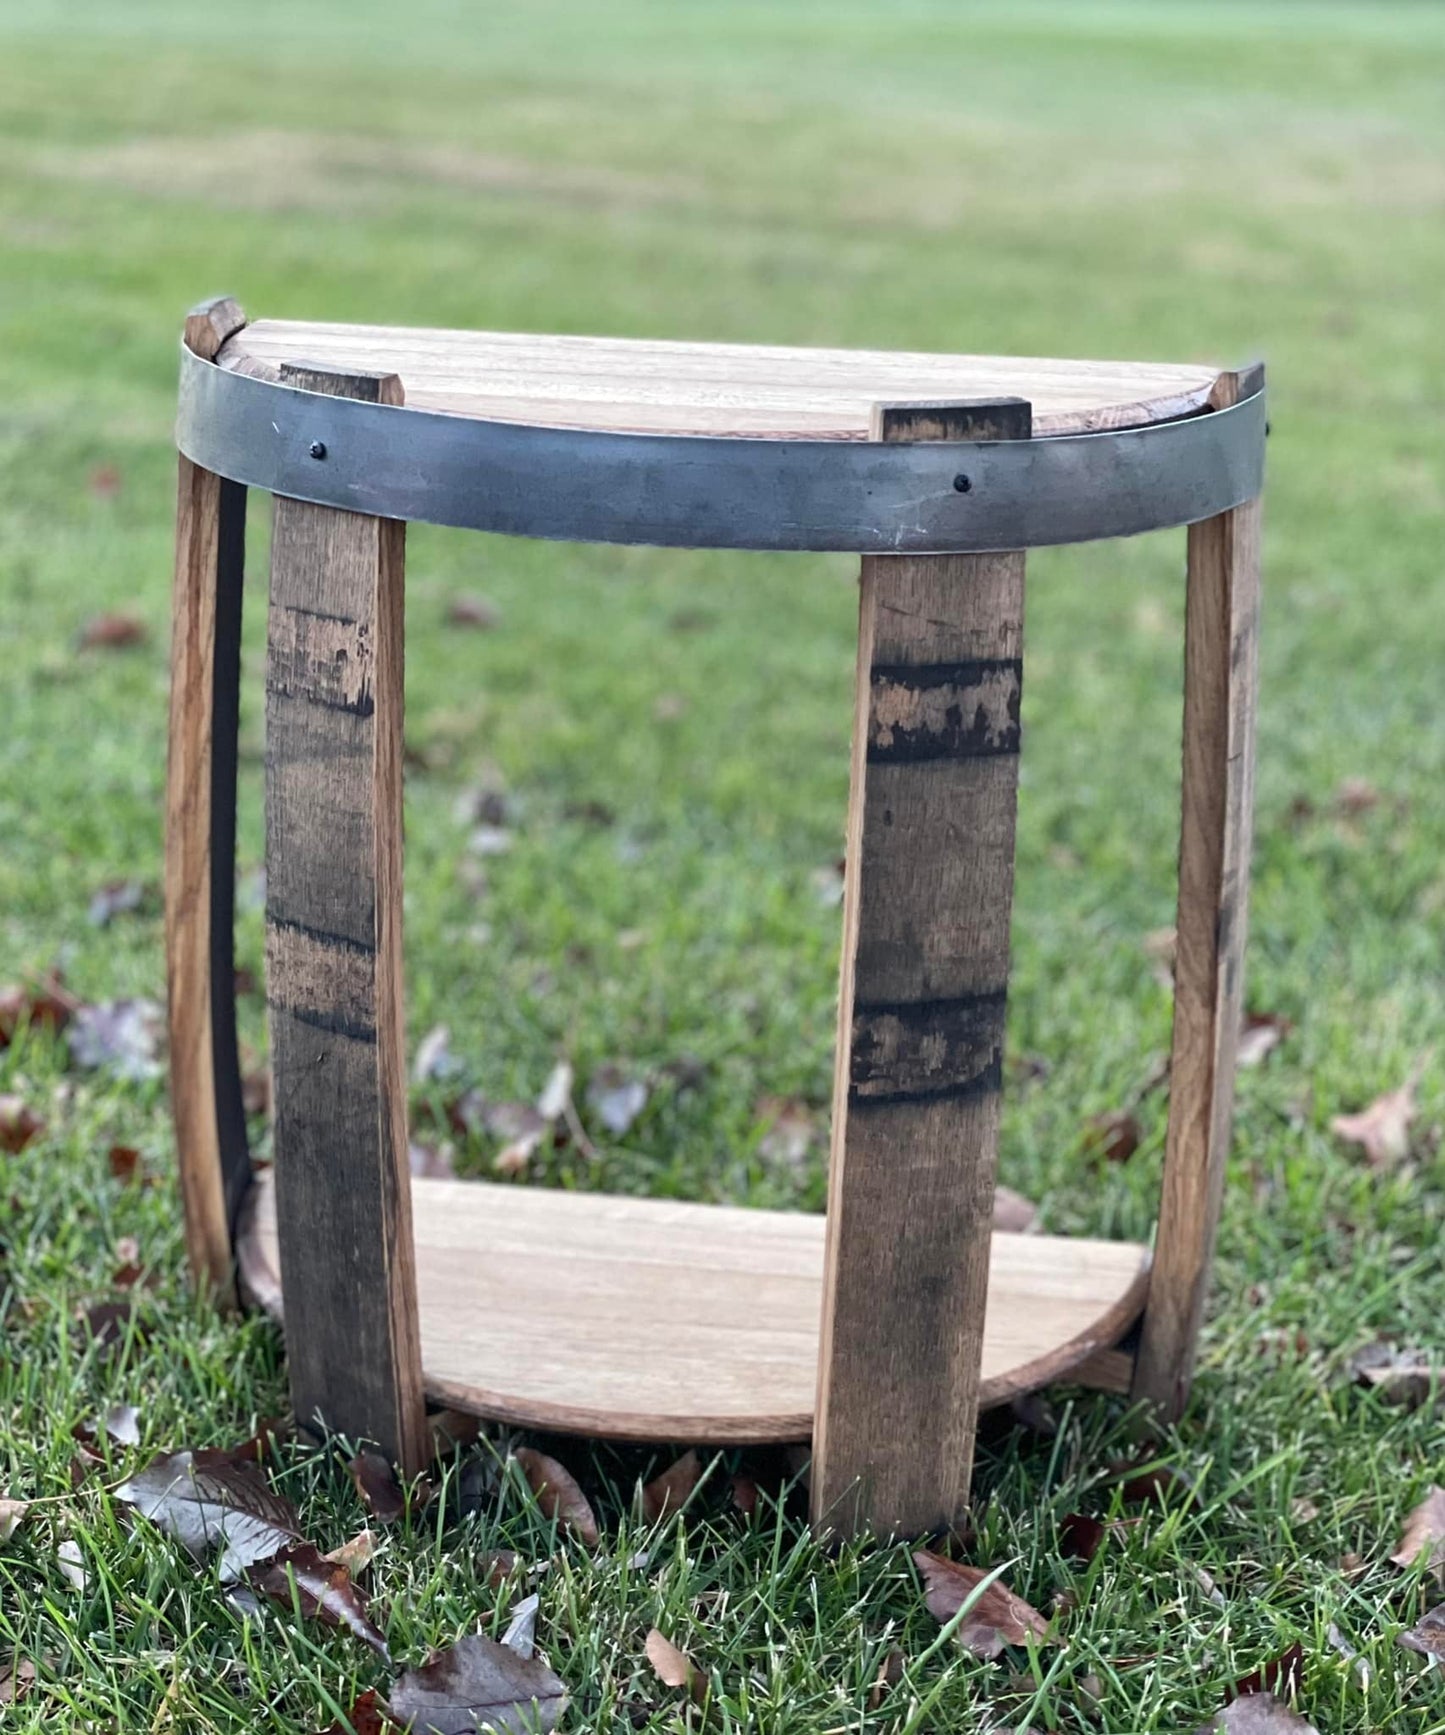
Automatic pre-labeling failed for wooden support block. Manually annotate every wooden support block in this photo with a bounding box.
[813,399,1032,1538]
[166,296,252,1304]
[264,362,428,1475]
[1132,367,1263,1419]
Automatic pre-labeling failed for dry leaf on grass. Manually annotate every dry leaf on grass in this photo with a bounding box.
[1348,1341,1439,1409]
[447,593,502,630]
[414,1024,462,1084]
[56,1539,88,1592]
[645,1628,706,1703]
[1238,1013,1293,1068]
[641,1450,701,1524]
[730,1474,759,1518]
[586,1065,650,1137]
[756,1096,819,1167]
[1331,1063,1426,1168]
[87,879,146,926]
[0,1655,39,1706]
[350,1450,425,1524]
[116,1448,301,1580]
[501,1592,539,1659]
[513,1448,599,1545]
[107,1144,144,1183]
[0,1095,44,1153]
[78,611,147,650]
[78,1298,149,1361]
[390,1633,566,1734]
[0,1497,29,1541]
[1397,1603,1445,1660]
[912,1550,1051,1659]
[75,1403,140,1449]
[868,1646,905,1709]
[251,1542,389,1659]
[325,1528,377,1576]
[1199,1693,1319,1733]
[536,1061,574,1123]
[1059,1512,1107,1563]
[1392,1485,1445,1580]
[316,1688,390,1735]
[1084,1110,1142,1165]
[67,998,162,1081]
[1230,1642,1304,1700]
[0,975,74,1045]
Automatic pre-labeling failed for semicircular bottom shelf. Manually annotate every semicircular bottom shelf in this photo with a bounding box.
[239,1173,1150,1443]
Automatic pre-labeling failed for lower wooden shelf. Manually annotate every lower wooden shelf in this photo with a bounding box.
[239,1172,1149,1443]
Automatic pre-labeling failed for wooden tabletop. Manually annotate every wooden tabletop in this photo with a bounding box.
[217,320,1223,439]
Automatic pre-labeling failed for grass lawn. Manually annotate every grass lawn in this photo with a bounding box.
[3,1,1445,1727]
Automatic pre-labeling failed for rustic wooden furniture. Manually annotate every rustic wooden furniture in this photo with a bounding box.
[166,297,1265,1537]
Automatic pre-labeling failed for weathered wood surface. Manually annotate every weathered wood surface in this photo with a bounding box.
[240,1169,1151,1442]
[812,399,1032,1537]
[264,361,427,1474]
[217,320,1220,438]
[166,295,251,1303]
[1132,366,1263,1418]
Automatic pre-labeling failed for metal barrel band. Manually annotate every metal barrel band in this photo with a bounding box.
[176,342,1265,554]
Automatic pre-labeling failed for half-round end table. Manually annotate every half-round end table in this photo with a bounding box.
[165,297,1264,1537]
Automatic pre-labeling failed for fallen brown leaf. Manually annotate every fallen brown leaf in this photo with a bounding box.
[730,1474,759,1519]
[325,1528,377,1576]
[349,1450,422,1524]
[389,1633,566,1734]
[0,1655,39,1706]
[586,1065,649,1138]
[414,1024,461,1084]
[868,1646,905,1710]
[1331,1064,1425,1168]
[67,998,162,1080]
[0,1497,28,1541]
[1110,1456,1200,1508]
[1392,1485,1445,1580]
[78,1298,148,1360]
[514,1448,599,1545]
[1397,1602,1445,1660]
[912,1550,1051,1659]
[1199,1693,1319,1733]
[1348,1341,1439,1409]
[641,1450,702,1524]
[1059,1512,1107,1563]
[1238,1013,1292,1069]
[252,1542,389,1659]
[315,1688,390,1735]
[116,1448,301,1579]
[1084,1110,1142,1165]
[87,879,146,927]
[447,593,502,630]
[0,1095,44,1154]
[644,1627,706,1704]
[78,612,147,650]
[1230,1642,1304,1700]
[477,1549,519,1589]
[107,1144,144,1184]
[0,973,74,1045]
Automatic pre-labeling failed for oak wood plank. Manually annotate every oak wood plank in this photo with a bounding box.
[217,320,1220,438]
[166,295,250,1303]
[240,1171,1150,1443]
[812,398,1031,1537]
[1132,367,1263,1418]
[264,361,427,1474]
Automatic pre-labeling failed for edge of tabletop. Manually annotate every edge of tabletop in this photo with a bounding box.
[207,321,1251,440]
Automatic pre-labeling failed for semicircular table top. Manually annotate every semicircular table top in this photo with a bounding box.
[216,320,1225,441]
